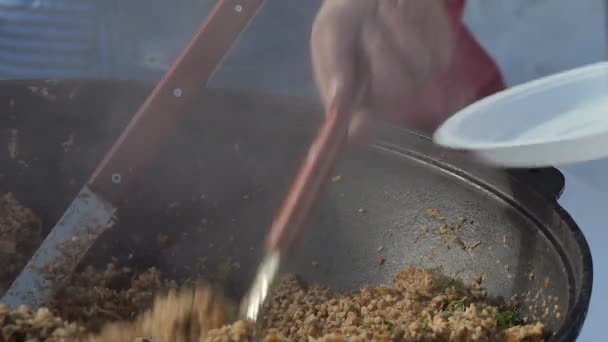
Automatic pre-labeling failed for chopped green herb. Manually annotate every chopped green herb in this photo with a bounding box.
[417,294,433,301]
[439,278,465,294]
[495,310,521,331]
[427,266,445,274]
[448,297,467,312]
[383,320,395,332]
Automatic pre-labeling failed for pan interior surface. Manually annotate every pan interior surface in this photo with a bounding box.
[0,81,590,341]
[103,89,585,337]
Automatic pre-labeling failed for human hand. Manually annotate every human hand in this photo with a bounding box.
[311,0,455,140]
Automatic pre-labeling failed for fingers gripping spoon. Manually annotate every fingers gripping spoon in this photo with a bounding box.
[2,0,263,309]
[241,93,353,321]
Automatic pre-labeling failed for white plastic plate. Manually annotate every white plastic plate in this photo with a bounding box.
[433,61,608,167]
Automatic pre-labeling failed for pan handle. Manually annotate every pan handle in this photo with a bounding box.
[506,167,565,201]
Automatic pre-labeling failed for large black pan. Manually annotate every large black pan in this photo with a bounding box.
[0,81,591,341]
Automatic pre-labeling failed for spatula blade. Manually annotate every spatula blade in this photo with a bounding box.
[2,185,116,309]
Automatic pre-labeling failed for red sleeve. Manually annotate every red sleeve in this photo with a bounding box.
[445,0,466,18]
[386,0,506,133]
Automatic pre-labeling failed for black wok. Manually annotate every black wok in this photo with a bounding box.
[0,80,591,341]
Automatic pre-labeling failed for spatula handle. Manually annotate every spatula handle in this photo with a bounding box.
[265,97,352,253]
[89,0,263,203]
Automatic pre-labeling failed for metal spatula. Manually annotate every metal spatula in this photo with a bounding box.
[241,93,353,320]
[2,0,264,309]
